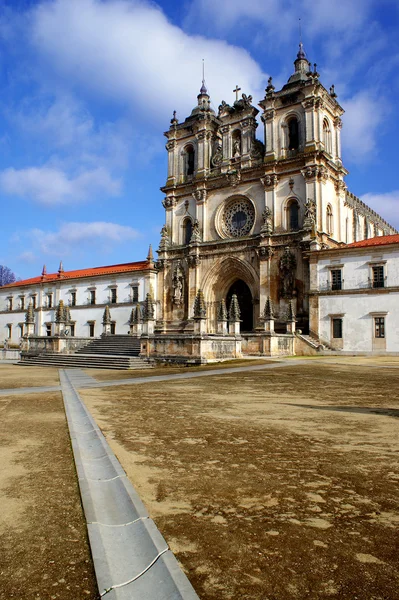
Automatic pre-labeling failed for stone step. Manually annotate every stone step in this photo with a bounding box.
[20,353,153,370]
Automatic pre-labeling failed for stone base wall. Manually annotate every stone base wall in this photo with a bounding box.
[241,333,295,356]
[23,336,93,355]
[140,334,242,364]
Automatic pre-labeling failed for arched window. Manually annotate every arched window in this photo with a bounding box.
[287,199,300,230]
[326,204,333,235]
[232,130,242,158]
[323,119,332,154]
[183,218,193,245]
[185,145,195,178]
[288,117,299,151]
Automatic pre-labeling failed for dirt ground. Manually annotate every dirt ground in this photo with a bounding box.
[0,385,98,600]
[82,358,399,600]
[0,363,60,389]
[85,358,274,382]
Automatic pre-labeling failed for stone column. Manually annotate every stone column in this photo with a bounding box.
[228,294,241,335]
[55,300,66,336]
[262,296,275,333]
[286,300,296,334]
[142,293,155,335]
[216,299,228,334]
[193,289,207,334]
[102,305,112,336]
[25,301,35,336]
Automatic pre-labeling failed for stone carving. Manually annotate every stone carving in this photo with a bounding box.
[129,308,135,326]
[159,225,170,251]
[102,305,111,325]
[25,301,35,324]
[228,294,241,322]
[289,177,295,191]
[262,296,274,320]
[263,110,275,121]
[259,246,274,260]
[172,261,184,307]
[211,145,223,167]
[250,139,264,161]
[226,170,241,188]
[217,299,228,322]
[55,300,66,324]
[265,76,275,94]
[64,305,71,324]
[190,220,202,244]
[223,198,255,237]
[233,139,241,158]
[242,93,253,107]
[162,197,176,209]
[286,300,296,321]
[260,207,273,236]
[142,293,155,321]
[154,259,165,271]
[261,174,278,188]
[193,289,206,319]
[192,189,207,203]
[303,199,316,231]
[279,247,297,299]
[218,101,231,117]
[166,140,176,151]
[187,255,201,268]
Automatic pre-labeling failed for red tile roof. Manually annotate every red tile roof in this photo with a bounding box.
[343,234,399,249]
[1,260,151,289]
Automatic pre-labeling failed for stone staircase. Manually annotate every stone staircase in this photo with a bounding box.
[296,332,336,353]
[20,335,153,370]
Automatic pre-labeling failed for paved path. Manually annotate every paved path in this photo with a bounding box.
[0,385,61,396]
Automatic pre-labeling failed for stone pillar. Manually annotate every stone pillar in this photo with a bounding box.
[228,294,241,335]
[193,289,207,334]
[54,300,66,336]
[129,305,142,336]
[286,300,296,334]
[262,296,275,333]
[142,293,155,335]
[216,299,228,334]
[25,301,35,336]
[102,305,112,336]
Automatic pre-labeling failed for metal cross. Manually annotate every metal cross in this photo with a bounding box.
[233,85,241,101]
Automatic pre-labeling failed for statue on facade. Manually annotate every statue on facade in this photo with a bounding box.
[190,220,202,244]
[211,144,223,167]
[172,261,184,307]
[303,199,316,232]
[233,139,241,158]
[260,207,273,235]
[279,247,297,298]
[159,225,170,251]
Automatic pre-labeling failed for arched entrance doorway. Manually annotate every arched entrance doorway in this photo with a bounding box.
[226,280,253,332]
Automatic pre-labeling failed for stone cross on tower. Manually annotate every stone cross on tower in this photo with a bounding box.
[233,85,241,101]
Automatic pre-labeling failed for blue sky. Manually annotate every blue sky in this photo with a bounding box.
[0,0,398,279]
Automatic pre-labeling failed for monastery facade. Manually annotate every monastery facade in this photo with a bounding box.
[1,45,398,359]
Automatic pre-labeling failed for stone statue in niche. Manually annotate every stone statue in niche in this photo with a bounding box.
[260,207,273,235]
[211,145,223,167]
[233,139,241,158]
[303,199,316,231]
[279,247,297,299]
[190,220,202,244]
[172,260,184,307]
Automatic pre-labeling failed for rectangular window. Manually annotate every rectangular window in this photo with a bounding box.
[332,318,343,339]
[331,269,342,291]
[132,286,139,303]
[8,298,13,311]
[46,323,52,337]
[374,317,385,338]
[19,324,24,337]
[31,295,37,309]
[110,322,116,335]
[20,297,25,310]
[7,324,12,339]
[70,324,75,337]
[372,265,384,288]
[89,322,95,337]
[90,290,96,305]
[110,288,117,304]
[71,292,76,306]
[47,294,53,308]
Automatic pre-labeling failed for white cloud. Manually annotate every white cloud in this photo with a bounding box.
[29,221,140,255]
[30,0,267,121]
[360,191,399,230]
[0,165,121,205]
[17,251,37,264]
[341,92,389,164]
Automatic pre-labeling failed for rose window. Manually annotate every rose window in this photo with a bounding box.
[222,198,255,237]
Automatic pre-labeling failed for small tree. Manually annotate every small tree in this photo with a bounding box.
[0,266,16,287]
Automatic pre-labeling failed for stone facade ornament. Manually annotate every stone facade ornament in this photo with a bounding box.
[102,305,111,325]
[263,296,274,320]
[250,139,264,161]
[162,197,176,209]
[228,294,241,322]
[187,255,201,268]
[286,300,297,334]
[193,289,206,319]
[158,225,170,251]
[233,139,241,158]
[211,145,223,167]
[129,308,135,326]
[279,247,297,299]
[55,300,66,324]
[303,199,316,231]
[172,261,184,306]
[25,301,35,324]
[64,305,71,325]
[189,220,202,244]
[217,299,228,322]
[142,293,155,321]
[192,189,207,204]
[259,246,274,260]
[261,174,278,188]
[260,207,273,235]
[226,170,241,188]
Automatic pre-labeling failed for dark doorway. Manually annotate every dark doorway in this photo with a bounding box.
[226,280,253,332]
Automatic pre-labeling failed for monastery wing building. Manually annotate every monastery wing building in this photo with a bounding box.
[1,45,398,361]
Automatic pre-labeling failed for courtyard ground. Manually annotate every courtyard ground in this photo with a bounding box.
[81,358,399,600]
[0,368,98,600]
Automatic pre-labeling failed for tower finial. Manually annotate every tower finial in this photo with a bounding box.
[200,58,208,94]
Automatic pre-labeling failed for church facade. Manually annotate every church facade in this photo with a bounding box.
[0,45,397,360]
